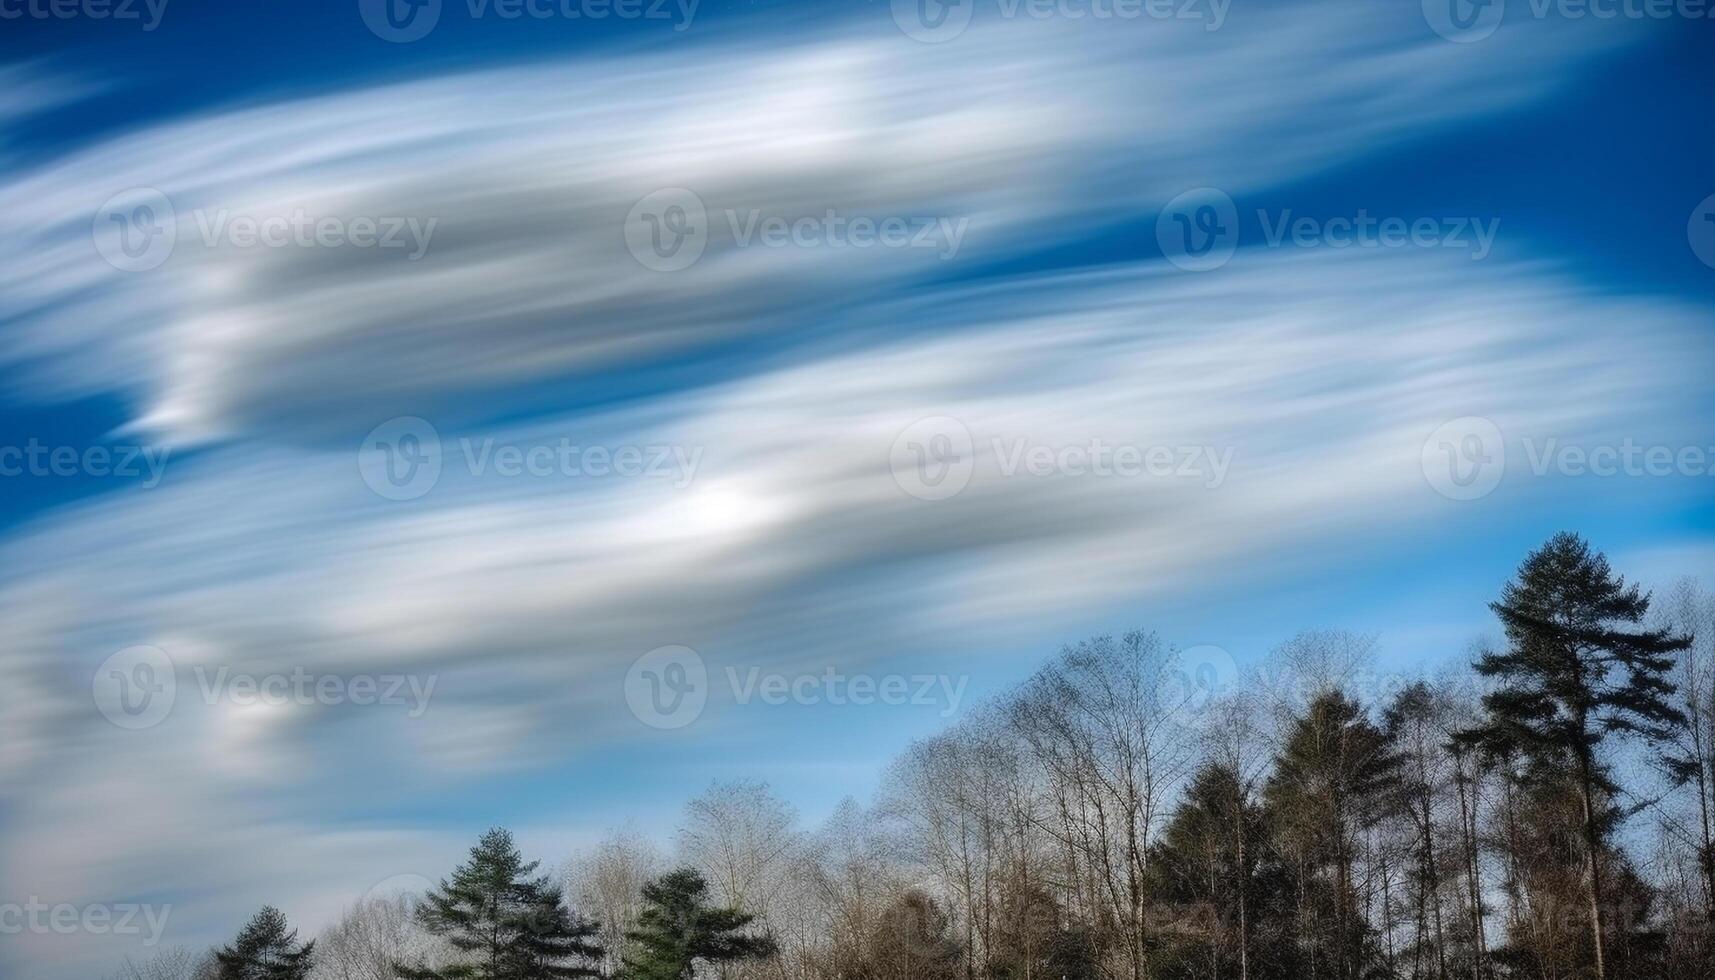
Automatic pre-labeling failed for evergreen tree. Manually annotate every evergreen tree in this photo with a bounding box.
[1151,762,1293,980]
[396,827,603,980]
[1264,691,1403,980]
[622,867,775,980]
[984,880,1098,980]
[1460,533,1690,980]
[214,906,315,980]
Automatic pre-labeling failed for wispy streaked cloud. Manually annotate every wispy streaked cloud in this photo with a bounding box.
[0,4,1701,980]
[4,246,1710,976]
[0,3,1631,443]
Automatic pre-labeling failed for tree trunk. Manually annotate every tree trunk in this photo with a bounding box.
[1453,754,1487,980]
[1573,745,1608,980]
[1235,801,1249,980]
[1689,705,1715,922]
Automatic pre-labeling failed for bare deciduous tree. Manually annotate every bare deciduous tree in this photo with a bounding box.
[564,826,664,977]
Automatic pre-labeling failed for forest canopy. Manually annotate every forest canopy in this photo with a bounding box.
[118,534,1715,980]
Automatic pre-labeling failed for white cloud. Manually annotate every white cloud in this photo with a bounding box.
[0,7,1688,980]
[2,252,1707,980]
[0,3,1630,443]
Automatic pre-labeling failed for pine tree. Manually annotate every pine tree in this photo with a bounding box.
[1152,763,1291,980]
[214,906,315,980]
[1264,690,1403,980]
[1460,532,1690,980]
[985,878,1096,980]
[396,827,603,980]
[622,867,775,980]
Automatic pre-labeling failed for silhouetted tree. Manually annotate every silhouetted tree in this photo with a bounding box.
[1460,533,1690,980]
[1265,691,1402,980]
[1152,763,1293,980]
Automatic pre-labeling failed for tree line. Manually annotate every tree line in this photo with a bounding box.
[112,533,1715,980]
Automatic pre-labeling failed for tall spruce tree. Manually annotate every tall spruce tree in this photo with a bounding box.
[396,827,603,980]
[622,867,775,980]
[214,906,315,980]
[1460,532,1690,980]
[1151,762,1291,980]
[1264,690,1403,980]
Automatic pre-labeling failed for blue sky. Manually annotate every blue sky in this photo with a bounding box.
[2,2,1713,977]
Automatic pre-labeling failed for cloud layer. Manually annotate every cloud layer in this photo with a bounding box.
[1,3,1625,442]
[0,5,1698,980]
